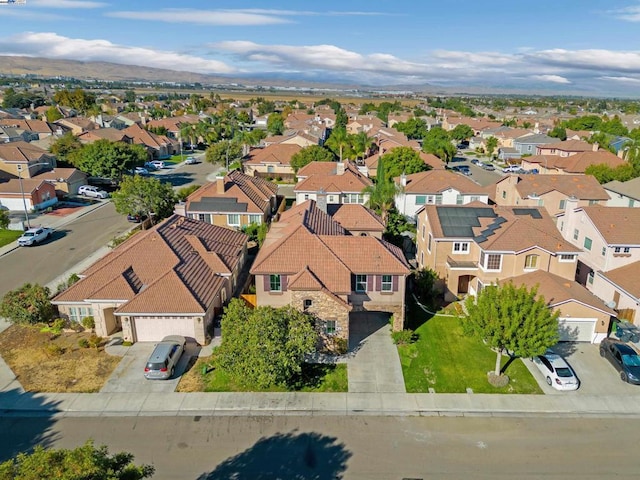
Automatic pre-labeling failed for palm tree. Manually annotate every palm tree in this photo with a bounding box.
[362,157,399,225]
[325,127,351,162]
[179,123,195,151]
[351,132,375,163]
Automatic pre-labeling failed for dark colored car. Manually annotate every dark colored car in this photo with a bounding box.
[599,337,640,384]
[470,158,480,165]
[127,213,147,223]
[481,163,496,171]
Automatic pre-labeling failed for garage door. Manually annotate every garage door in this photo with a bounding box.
[558,318,596,342]
[133,317,196,342]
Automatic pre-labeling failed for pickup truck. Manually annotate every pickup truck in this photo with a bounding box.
[17,226,53,246]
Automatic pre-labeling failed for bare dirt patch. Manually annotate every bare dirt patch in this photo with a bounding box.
[0,324,121,393]
[176,357,207,392]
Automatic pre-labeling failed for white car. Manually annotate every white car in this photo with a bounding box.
[503,165,521,173]
[185,156,197,165]
[17,227,53,246]
[134,167,149,176]
[150,160,165,169]
[78,185,109,199]
[532,351,580,391]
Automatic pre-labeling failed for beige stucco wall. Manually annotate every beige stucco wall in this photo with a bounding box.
[255,274,292,308]
[244,163,294,177]
[592,273,639,325]
[554,300,611,335]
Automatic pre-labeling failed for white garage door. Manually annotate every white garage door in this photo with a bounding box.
[558,318,596,342]
[133,317,196,342]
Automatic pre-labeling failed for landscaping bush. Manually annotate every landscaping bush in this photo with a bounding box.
[326,336,348,355]
[87,334,103,349]
[78,338,90,348]
[414,267,439,306]
[43,344,65,357]
[81,316,95,330]
[392,329,417,345]
[0,283,54,325]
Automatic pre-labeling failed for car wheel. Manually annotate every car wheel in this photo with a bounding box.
[621,371,628,383]
[600,348,605,357]
[170,367,175,378]
[546,376,552,386]
[46,232,51,238]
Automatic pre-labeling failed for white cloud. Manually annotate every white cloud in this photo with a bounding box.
[599,75,640,84]
[607,4,640,22]
[0,32,236,74]
[528,49,640,72]
[108,9,292,26]
[0,9,66,20]
[29,0,106,8]
[531,74,571,84]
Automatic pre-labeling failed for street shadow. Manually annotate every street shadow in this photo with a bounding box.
[161,172,196,187]
[40,229,69,244]
[0,389,61,462]
[196,430,351,480]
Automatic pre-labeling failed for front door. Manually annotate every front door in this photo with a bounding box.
[458,275,470,295]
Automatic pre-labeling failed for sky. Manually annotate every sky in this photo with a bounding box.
[1,0,640,95]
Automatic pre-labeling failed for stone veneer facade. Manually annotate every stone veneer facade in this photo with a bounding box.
[290,290,350,351]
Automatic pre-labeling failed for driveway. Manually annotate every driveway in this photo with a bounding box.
[524,342,640,395]
[100,341,200,393]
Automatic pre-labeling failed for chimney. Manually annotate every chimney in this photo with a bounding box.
[400,172,407,187]
[592,142,599,152]
[336,162,345,175]
[534,122,539,134]
[618,148,625,159]
[216,176,225,194]
[316,191,327,213]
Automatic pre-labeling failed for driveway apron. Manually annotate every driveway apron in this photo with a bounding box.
[347,312,406,393]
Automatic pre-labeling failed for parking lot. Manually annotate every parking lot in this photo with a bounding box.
[524,342,640,395]
[100,341,202,393]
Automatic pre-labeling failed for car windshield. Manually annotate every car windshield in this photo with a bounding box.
[622,354,640,367]
[555,367,573,377]
[22,232,34,237]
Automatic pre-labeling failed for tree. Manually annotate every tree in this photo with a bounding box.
[0,440,154,479]
[0,209,8,230]
[215,299,317,389]
[548,126,567,141]
[45,106,62,122]
[422,127,456,164]
[290,145,334,173]
[350,131,375,162]
[0,283,54,325]
[485,136,498,158]
[450,124,474,142]
[394,118,428,140]
[381,146,429,180]
[325,127,351,162]
[266,113,284,135]
[463,282,560,379]
[69,140,147,180]
[585,162,636,184]
[53,88,96,114]
[112,175,177,226]
[362,157,398,225]
[49,133,82,165]
[123,90,136,103]
[205,140,243,168]
[176,184,201,202]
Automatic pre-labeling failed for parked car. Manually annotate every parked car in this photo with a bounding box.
[78,185,109,199]
[150,160,165,169]
[527,169,539,174]
[470,158,480,165]
[144,335,187,380]
[127,213,147,223]
[143,162,157,170]
[134,167,149,176]
[458,165,471,176]
[185,156,198,165]
[503,165,521,173]
[17,226,53,246]
[599,337,640,385]
[532,351,580,391]
[481,163,496,171]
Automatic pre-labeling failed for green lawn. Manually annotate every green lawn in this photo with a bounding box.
[0,229,22,248]
[398,303,542,394]
[201,362,348,393]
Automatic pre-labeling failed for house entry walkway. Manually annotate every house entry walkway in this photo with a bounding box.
[347,312,406,393]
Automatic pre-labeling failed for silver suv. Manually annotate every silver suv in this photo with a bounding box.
[78,185,109,199]
[143,335,186,380]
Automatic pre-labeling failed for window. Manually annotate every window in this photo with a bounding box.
[427,195,435,204]
[427,233,432,253]
[629,199,635,207]
[584,237,592,250]
[524,254,538,269]
[68,306,93,323]
[304,194,309,200]
[470,196,480,202]
[416,195,427,205]
[420,250,424,267]
[355,274,367,292]
[537,198,544,207]
[573,229,579,240]
[248,214,262,225]
[588,271,594,285]
[602,247,607,256]
[198,213,207,222]
[559,199,566,210]
[560,254,576,262]
[269,274,281,292]
[480,252,502,271]
[381,275,393,292]
[625,247,631,253]
[267,165,275,173]
[559,221,564,232]
[303,299,312,311]
[328,195,335,203]
[325,320,337,335]
[435,194,443,205]
[615,247,631,254]
[456,195,463,205]
[343,193,364,204]
[502,191,506,199]
[615,247,621,253]
[453,242,469,254]
[227,214,240,226]
[421,225,425,240]
[589,200,598,206]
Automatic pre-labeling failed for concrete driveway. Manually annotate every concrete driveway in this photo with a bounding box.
[100,341,200,393]
[524,342,640,395]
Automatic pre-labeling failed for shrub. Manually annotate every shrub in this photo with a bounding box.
[122,341,133,347]
[78,338,90,348]
[392,329,417,345]
[0,283,54,325]
[330,337,348,355]
[87,334,103,349]
[81,316,95,330]
[43,344,65,357]
[414,267,439,306]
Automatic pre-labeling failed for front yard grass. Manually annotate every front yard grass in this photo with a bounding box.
[0,324,121,392]
[177,357,347,393]
[399,303,542,394]
[0,229,22,248]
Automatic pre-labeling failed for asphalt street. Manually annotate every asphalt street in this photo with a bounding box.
[0,415,637,479]
[0,202,130,298]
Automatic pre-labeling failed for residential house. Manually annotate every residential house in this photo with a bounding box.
[520,150,626,174]
[346,115,385,134]
[0,119,54,140]
[394,170,489,220]
[0,141,55,178]
[326,203,385,238]
[415,204,580,303]
[77,128,133,144]
[482,127,530,148]
[31,167,88,197]
[123,123,176,160]
[54,117,98,136]
[243,144,302,180]
[493,174,609,218]
[294,161,372,206]
[591,262,640,325]
[0,178,58,212]
[512,133,556,156]
[52,214,249,344]
[175,170,278,229]
[536,139,598,157]
[251,200,410,347]
[441,116,501,135]
[146,115,201,140]
[603,177,640,207]
[556,200,640,288]
[509,271,615,343]
[262,130,320,148]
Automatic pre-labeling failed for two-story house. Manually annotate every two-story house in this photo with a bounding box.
[294,161,372,206]
[493,174,609,218]
[603,177,640,208]
[175,170,278,229]
[520,150,626,175]
[243,144,302,180]
[251,200,410,349]
[0,141,56,178]
[512,133,556,156]
[536,139,597,157]
[394,170,489,220]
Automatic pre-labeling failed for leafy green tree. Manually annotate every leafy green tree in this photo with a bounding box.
[450,124,474,142]
[0,440,154,479]
[147,126,168,136]
[585,162,636,184]
[394,118,428,140]
[335,107,348,131]
[242,222,268,247]
[290,145,334,173]
[267,113,284,135]
[381,146,428,179]
[350,131,374,162]
[414,267,439,306]
[112,175,177,226]
[600,116,629,136]
[69,140,147,180]
[53,88,97,114]
[0,283,54,325]
[587,132,615,153]
[375,101,403,124]
[422,127,456,164]
[0,209,9,230]
[463,282,560,378]
[1,88,45,109]
[485,136,498,158]
[257,99,276,116]
[548,126,567,141]
[205,140,243,167]
[45,106,63,123]
[215,299,317,389]
[561,115,602,131]
[358,102,376,115]
[49,133,82,165]
[176,184,201,202]
[362,157,398,225]
[123,90,136,103]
